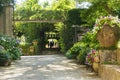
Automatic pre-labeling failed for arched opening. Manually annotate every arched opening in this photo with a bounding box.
[45,32,59,49]
[13,21,60,55]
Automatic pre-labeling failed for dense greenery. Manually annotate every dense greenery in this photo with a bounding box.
[0,34,22,66]
[14,0,78,52]
[65,0,120,64]
[51,0,75,10]
[0,49,11,66]
[1,0,120,66]
[55,22,74,52]
[66,31,100,64]
[55,9,86,53]
[14,0,120,54]
[79,0,120,27]
[0,34,22,60]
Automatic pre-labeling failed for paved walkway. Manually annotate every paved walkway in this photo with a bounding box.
[0,55,101,80]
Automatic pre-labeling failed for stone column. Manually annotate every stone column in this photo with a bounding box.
[0,5,13,36]
[0,14,4,34]
[117,48,120,64]
[4,5,13,36]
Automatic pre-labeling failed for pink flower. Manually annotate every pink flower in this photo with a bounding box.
[87,54,91,58]
[92,49,96,54]
[92,58,94,62]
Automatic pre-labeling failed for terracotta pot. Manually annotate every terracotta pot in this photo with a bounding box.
[92,62,99,72]
[94,56,100,63]
[0,60,11,66]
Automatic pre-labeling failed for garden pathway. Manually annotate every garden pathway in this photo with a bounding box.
[0,54,101,80]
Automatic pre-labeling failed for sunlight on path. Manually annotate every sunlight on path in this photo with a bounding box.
[0,55,101,80]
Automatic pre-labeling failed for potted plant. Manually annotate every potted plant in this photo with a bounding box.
[86,49,100,72]
[93,16,120,48]
[0,49,11,66]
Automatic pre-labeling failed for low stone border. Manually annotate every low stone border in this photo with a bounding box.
[99,65,120,80]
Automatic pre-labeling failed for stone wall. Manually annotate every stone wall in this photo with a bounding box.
[117,49,120,64]
[99,49,120,64]
[99,65,120,80]
[99,50,117,64]
[98,49,120,80]
[0,5,13,36]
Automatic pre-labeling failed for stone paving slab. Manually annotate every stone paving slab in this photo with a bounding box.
[0,55,101,80]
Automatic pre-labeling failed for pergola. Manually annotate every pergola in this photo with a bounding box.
[13,20,63,23]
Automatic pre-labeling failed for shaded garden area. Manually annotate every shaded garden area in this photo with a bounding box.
[0,55,101,80]
[1,0,120,80]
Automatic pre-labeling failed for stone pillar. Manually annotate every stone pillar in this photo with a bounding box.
[0,14,5,34]
[0,5,13,36]
[4,5,13,36]
[117,48,120,64]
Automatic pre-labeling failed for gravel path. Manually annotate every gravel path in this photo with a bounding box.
[0,55,101,80]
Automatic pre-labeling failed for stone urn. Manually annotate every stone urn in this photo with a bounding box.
[97,24,120,48]
[92,62,99,72]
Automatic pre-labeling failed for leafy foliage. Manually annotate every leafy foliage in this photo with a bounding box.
[0,49,11,61]
[66,9,86,25]
[86,49,99,65]
[0,49,11,66]
[54,22,74,53]
[14,0,77,52]
[80,0,120,27]
[14,0,66,21]
[55,9,86,53]
[0,34,22,60]
[77,47,90,64]
[51,0,75,10]
[66,42,83,59]
[66,31,100,64]
[93,16,120,34]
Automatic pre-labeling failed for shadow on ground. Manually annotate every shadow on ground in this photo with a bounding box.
[0,55,101,80]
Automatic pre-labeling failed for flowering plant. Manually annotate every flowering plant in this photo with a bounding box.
[93,16,120,34]
[86,49,99,64]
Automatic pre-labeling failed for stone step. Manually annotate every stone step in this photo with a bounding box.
[41,51,62,55]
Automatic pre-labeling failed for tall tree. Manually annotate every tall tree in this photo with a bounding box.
[14,0,41,20]
[51,0,76,10]
[80,0,120,27]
